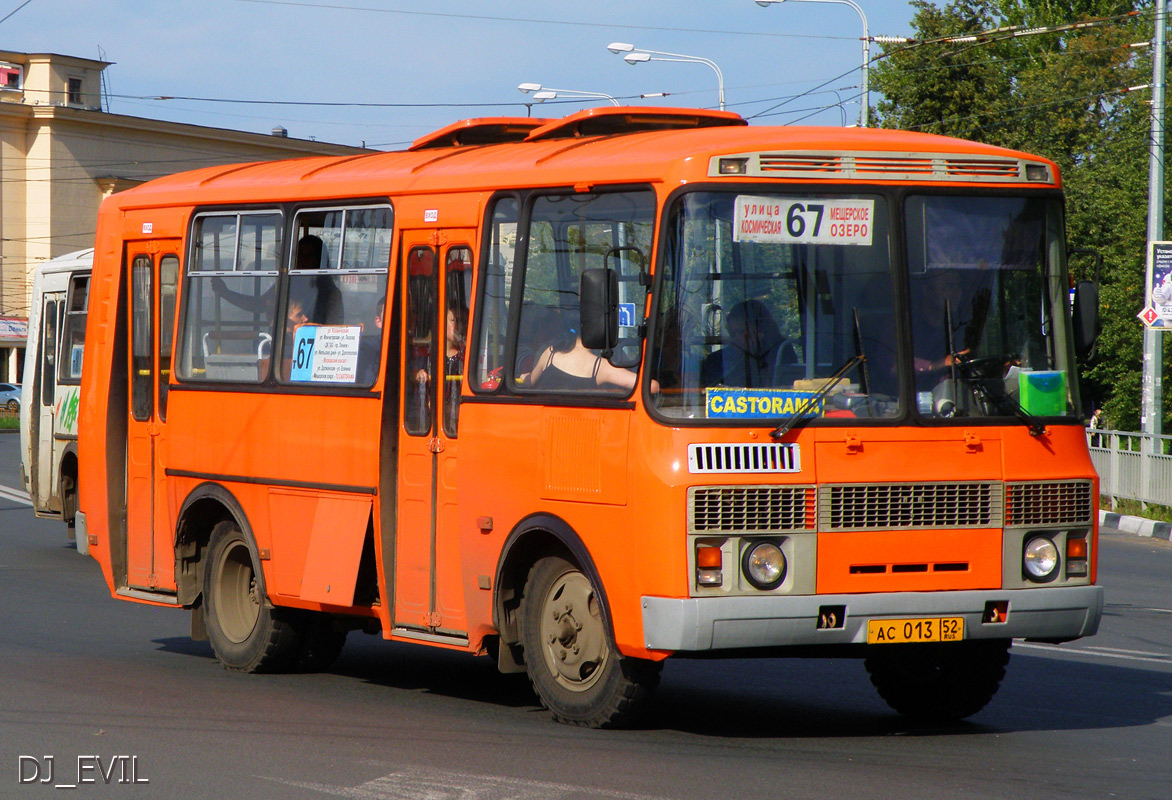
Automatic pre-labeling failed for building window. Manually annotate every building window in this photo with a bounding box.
[67,77,82,105]
[0,64,21,91]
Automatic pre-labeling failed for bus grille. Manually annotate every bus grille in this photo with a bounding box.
[689,486,815,534]
[688,443,800,474]
[748,152,1041,183]
[1005,480,1094,527]
[820,482,1002,530]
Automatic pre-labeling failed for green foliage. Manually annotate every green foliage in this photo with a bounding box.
[872,1,1159,429]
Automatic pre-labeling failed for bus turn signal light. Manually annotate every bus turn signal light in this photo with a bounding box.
[696,546,723,587]
[1066,535,1089,577]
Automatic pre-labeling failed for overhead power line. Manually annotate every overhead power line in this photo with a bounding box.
[873,9,1142,52]
[0,0,35,26]
[230,0,860,42]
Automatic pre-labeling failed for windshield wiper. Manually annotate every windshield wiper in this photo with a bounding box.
[964,367,1047,437]
[770,353,866,441]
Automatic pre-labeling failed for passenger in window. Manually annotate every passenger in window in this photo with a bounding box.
[280,296,311,379]
[700,299,787,388]
[297,234,344,324]
[413,308,465,391]
[911,269,991,390]
[528,319,639,393]
[358,296,385,385]
[443,305,467,429]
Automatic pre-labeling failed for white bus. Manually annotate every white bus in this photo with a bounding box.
[20,248,92,551]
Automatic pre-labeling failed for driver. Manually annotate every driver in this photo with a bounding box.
[911,269,988,391]
[701,299,788,388]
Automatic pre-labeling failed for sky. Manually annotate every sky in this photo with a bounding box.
[0,0,917,150]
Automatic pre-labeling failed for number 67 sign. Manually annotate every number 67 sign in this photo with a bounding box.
[734,195,874,246]
[290,324,361,383]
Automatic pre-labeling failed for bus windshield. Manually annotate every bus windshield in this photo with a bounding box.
[648,190,1077,424]
[650,190,899,421]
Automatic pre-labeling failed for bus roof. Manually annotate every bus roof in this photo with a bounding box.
[101,107,1061,211]
[36,248,94,275]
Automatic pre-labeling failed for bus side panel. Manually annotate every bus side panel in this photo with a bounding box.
[79,214,130,595]
[457,401,655,657]
[163,389,383,609]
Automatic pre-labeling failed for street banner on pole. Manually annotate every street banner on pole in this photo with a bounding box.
[1141,240,1172,327]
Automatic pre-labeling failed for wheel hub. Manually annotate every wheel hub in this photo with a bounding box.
[539,571,608,692]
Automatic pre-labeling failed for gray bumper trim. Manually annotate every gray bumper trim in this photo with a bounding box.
[641,585,1104,651]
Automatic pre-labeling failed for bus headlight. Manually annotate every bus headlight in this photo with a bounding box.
[1023,536,1060,582]
[742,541,786,590]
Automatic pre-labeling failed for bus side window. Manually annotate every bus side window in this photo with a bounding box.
[514,189,655,396]
[405,246,436,435]
[177,212,281,384]
[443,246,472,437]
[130,256,153,422]
[58,275,89,385]
[473,195,520,391]
[40,298,58,407]
[159,255,179,419]
[283,206,391,386]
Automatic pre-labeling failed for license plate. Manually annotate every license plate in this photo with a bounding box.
[867,617,964,644]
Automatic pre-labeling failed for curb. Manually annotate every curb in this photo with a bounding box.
[1100,510,1172,542]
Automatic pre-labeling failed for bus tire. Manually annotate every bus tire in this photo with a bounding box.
[203,520,300,673]
[519,555,660,728]
[864,639,1011,721]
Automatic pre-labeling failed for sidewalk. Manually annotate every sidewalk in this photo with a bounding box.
[1100,510,1172,542]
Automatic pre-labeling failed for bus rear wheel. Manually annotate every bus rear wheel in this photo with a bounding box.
[203,521,300,673]
[864,639,1011,721]
[519,555,660,728]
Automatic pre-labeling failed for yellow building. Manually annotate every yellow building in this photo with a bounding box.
[0,49,368,382]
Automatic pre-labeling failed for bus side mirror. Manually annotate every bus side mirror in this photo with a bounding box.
[1071,280,1099,358]
[580,268,619,352]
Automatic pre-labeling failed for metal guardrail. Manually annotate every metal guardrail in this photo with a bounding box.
[1087,428,1172,507]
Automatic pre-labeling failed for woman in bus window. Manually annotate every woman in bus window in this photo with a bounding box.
[443,305,467,432]
[528,320,638,393]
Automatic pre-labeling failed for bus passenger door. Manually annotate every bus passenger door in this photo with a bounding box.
[394,231,474,638]
[32,291,64,513]
[125,243,181,592]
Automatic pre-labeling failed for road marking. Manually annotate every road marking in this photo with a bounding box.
[1106,604,1172,615]
[1016,641,1172,666]
[0,483,32,506]
[264,766,673,800]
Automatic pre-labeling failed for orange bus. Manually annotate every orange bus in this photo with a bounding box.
[78,107,1103,727]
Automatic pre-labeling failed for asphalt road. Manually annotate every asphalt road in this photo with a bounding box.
[1,432,1170,800]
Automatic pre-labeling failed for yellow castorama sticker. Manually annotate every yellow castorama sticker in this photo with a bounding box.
[705,388,824,419]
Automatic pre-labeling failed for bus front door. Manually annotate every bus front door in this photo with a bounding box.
[31,291,64,514]
[125,243,181,592]
[394,231,474,640]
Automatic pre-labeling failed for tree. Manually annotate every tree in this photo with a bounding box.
[871,0,1157,429]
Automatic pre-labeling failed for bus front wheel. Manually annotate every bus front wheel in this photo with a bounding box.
[519,555,660,728]
[203,521,300,673]
[864,639,1011,721]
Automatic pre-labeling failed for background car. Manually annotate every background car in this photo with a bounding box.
[0,382,20,411]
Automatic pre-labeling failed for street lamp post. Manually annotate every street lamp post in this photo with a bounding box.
[755,0,870,127]
[518,83,620,106]
[606,42,725,111]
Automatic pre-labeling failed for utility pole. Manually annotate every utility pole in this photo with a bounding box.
[1143,0,1167,438]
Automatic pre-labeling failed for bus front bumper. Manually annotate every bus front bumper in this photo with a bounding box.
[640,585,1104,652]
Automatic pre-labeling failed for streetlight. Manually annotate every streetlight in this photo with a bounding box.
[755,0,870,127]
[606,42,725,111]
[518,82,620,106]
